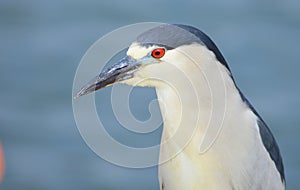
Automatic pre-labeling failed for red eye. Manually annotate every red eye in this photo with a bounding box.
[151,48,165,59]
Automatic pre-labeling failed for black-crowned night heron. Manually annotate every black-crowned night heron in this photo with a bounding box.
[75,24,285,190]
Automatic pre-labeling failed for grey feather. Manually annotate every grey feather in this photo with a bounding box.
[240,92,285,183]
[257,117,285,183]
[136,24,231,71]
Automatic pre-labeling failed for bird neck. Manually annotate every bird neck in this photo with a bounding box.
[155,57,243,159]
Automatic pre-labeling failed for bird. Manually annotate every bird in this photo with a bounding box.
[75,24,285,190]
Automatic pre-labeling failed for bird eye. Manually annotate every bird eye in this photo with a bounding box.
[151,48,165,59]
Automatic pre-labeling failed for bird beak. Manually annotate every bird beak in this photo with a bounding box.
[74,56,140,99]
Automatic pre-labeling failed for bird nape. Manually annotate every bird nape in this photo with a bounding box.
[75,24,285,190]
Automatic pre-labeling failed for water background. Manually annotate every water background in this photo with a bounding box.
[0,0,299,189]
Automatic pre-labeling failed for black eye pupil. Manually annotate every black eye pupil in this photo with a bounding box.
[155,51,160,55]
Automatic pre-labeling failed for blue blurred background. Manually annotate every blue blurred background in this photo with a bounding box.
[0,0,299,189]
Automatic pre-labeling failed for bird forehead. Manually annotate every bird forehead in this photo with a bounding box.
[127,42,153,59]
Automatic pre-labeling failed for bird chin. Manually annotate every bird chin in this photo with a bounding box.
[118,75,151,87]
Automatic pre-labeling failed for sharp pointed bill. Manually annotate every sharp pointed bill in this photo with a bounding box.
[74,56,140,99]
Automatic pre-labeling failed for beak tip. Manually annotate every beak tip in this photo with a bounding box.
[73,88,88,99]
[73,94,80,99]
[74,83,98,99]
[73,93,81,100]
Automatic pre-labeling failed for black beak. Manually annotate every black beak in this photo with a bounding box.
[74,56,139,99]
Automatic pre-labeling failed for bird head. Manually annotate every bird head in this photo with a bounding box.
[74,24,230,98]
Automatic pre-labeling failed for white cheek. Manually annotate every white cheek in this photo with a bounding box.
[162,45,207,68]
